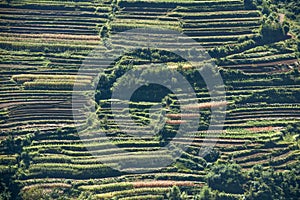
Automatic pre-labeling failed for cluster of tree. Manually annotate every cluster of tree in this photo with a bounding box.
[0,132,37,199]
[283,122,300,136]
[272,0,300,20]
[207,163,245,194]
[237,88,300,104]
[209,39,256,58]
[271,0,300,55]
[260,16,287,43]
[257,0,290,42]
[0,170,20,200]
[1,133,33,155]
[201,163,299,200]
[245,165,300,199]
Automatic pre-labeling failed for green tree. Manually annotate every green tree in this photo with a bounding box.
[261,0,271,15]
[194,186,216,200]
[250,165,300,199]
[167,186,188,200]
[283,23,290,35]
[0,181,11,200]
[207,163,245,194]
[260,19,284,43]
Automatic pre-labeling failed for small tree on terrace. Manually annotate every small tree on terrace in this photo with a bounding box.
[207,163,245,194]
[167,186,188,200]
[260,19,284,43]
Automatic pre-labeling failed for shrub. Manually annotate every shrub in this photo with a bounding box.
[209,40,256,58]
[260,19,284,43]
[244,166,291,200]
[207,163,245,194]
[194,186,216,200]
[166,186,188,200]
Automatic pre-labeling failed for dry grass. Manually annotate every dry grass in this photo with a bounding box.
[132,180,197,188]
[166,120,187,125]
[165,113,199,119]
[246,126,274,133]
[182,101,227,110]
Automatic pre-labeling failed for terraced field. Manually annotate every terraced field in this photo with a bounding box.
[0,0,299,199]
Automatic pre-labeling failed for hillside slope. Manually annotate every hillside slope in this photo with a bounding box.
[0,0,299,199]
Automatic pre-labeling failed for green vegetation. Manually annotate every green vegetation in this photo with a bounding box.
[0,0,299,199]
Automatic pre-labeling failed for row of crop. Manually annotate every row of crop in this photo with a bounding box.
[120,0,244,12]
[183,17,261,24]
[1,17,105,26]
[22,81,88,90]
[31,152,173,168]
[0,14,107,25]
[27,162,121,179]
[0,41,94,52]
[223,53,296,65]
[227,77,293,87]
[270,151,300,166]
[183,29,253,37]
[237,88,300,104]
[228,104,300,113]
[1,21,98,29]
[192,35,252,43]
[2,0,111,8]
[227,111,300,121]
[227,48,293,60]
[3,114,74,125]
[0,36,100,46]
[111,22,181,32]
[119,194,164,200]
[228,112,298,122]
[183,20,260,29]
[176,10,260,19]
[0,117,74,128]
[59,146,161,156]
[189,131,281,141]
[1,27,97,35]
[79,180,195,193]
[25,140,160,153]
[239,150,300,168]
[12,74,92,83]
[175,5,245,13]
[94,187,169,200]
[22,182,72,192]
[113,18,179,26]
[1,33,99,41]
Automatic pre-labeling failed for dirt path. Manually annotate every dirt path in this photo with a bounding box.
[279,13,285,24]
[279,13,296,39]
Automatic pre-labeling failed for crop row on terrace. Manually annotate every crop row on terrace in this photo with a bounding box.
[0,0,299,199]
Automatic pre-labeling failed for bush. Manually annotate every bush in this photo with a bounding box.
[244,165,300,199]
[166,186,188,200]
[238,88,300,104]
[260,19,285,43]
[209,40,256,58]
[283,23,290,35]
[207,163,245,194]
[194,186,216,200]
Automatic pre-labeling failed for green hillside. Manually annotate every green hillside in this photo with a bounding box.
[0,0,299,199]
